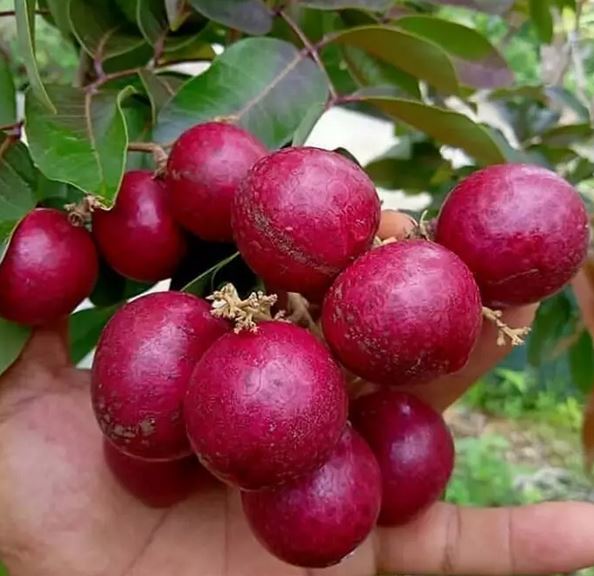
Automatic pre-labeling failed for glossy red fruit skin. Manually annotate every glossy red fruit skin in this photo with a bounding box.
[93,171,187,282]
[0,208,98,326]
[92,291,229,461]
[242,425,381,568]
[435,164,589,307]
[184,321,348,490]
[322,240,482,387]
[232,147,381,299]
[103,440,209,508]
[351,389,454,526]
[166,122,267,242]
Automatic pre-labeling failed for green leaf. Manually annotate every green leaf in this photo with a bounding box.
[329,26,460,94]
[69,305,118,365]
[394,16,513,89]
[188,0,272,35]
[138,69,175,123]
[530,0,553,44]
[68,0,149,64]
[540,123,592,147]
[342,46,421,99]
[292,101,326,146]
[182,251,240,296]
[25,85,134,206]
[569,330,594,393]
[90,259,153,307]
[0,57,16,126]
[165,0,188,31]
[0,137,38,262]
[358,96,507,164]
[136,0,167,43]
[15,0,56,113]
[155,37,329,149]
[299,0,391,9]
[45,0,73,36]
[424,0,514,13]
[0,318,31,376]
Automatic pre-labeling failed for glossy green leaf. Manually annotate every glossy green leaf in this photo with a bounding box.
[359,96,507,164]
[330,26,460,94]
[68,0,149,64]
[530,0,553,44]
[90,259,153,308]
[299,0,391,9]
[183,251,240,296]
[395,16,513,89]
[0,318,31,376]
[188,0,272,35]
[45,0,73,37]
[138,69,175,123]
[540,123,592,147]
[0,137,38,262]
[342,46,421,99]
[569,330,594,393]
[69,305,118,365]
[155,38,329,148]
[292,101,326,146]
[25,85,134,206]
[136,0,167,43]
[165,0,188,31]
[15,0,55,113]
[424,0,513,13]
[0,58,16,126]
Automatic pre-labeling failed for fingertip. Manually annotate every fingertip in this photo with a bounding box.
[20,316,71,369]
[377,210,417,241]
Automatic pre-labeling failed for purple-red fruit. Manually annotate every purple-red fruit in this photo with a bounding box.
[322,240,482,387]
[93,171,187,282]
[435,164,589,307]
[232,147,381,299]
[166,121,267,242]
[351,390,454,526]
[92,291,228,461]
[184,321,348,490]
[242,425,381,568]
[103,440,209,508]
[0,208,98,326]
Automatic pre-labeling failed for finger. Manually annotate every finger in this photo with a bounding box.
[377,209,417,241]
[572,267,594,336]
[377,501,594,575]
[17,317,70,371]
[402,304,538,412]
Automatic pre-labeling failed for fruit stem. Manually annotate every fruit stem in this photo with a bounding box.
[208,283,281,333]
[482,306,531,347]
[127,142,168,174]
[65,195,102,226]
[286,293,323,338]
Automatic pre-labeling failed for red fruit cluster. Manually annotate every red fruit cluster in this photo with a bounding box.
[0,119,588,569]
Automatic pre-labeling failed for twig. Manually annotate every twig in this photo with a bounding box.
[0,121,22,134]
[482,307,531,347]
[0,9,49,17]
[279,10,338,100]
[85,68,140,92]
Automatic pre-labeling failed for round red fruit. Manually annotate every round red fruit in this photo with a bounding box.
[166,121,267,242]
[242,425,381,568]
[184,321,348,490]
[0,208,98,326]
[322,240,482,387]
[232,147,381,299]
[435,164,589,307]
[103,440,209,508]
[93,171,187,282]
[351,389,454,526]
[92,291,229,460]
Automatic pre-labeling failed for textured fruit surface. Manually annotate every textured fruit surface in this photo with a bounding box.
[184,321,348,489]
[435,164,589,307]
[166,121,267,242]
[103,440,208,508]
[351,389,454,526]
[93,171,186,282]
[232,147,381,298]
[0,208,98,326]
[322,240,482,386]
[92,292,228,460]
[242,425,381,568]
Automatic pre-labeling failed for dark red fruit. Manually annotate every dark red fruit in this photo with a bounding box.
[92,291,228,461]
[184,321,348,489]
[351,389,454,526]
[93,171,187,282]
[166,121,267,242]
[0,208,98,326]
[103,440,209,508]
[241,425,381,568]
[232,147,381,299]
[435,164,589,307]
[322,240,482,387]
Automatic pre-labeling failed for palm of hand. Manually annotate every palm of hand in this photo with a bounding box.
[1,310,594,576]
